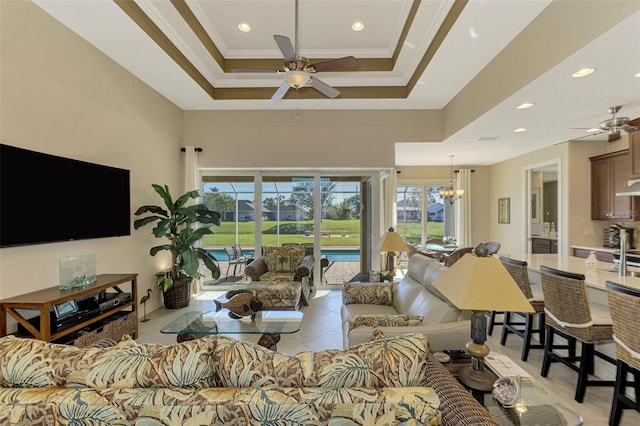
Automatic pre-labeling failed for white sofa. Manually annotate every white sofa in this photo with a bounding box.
[341,253,471,351]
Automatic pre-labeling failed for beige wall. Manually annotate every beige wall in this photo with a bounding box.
[0,1,183,314]
[185,110,443,169]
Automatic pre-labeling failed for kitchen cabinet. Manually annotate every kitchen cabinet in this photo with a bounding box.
[590,150,639,220]
[532,237,557,254]
[572,248,614,263]
[630,131,640,179]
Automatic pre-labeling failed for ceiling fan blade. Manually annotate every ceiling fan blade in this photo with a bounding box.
[609,131,621,142]
[274,35,296,62]
[308,56,357,72]
[271,81,290,101]
[309,76,340,99]
[232,68,280,73]
[628,117,640,127]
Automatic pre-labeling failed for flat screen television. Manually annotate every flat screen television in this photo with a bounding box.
[1,144,131,248]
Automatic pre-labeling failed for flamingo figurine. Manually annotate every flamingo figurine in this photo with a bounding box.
[140,288,152,322]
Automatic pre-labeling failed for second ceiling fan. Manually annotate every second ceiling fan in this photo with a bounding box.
[232,0,357,100]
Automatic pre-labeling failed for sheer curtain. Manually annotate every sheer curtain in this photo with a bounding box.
[183,146,200,293]
[377,170,397,270]
[455,169,472,247]
[183,146,199,196]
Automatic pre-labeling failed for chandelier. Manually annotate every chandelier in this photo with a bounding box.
[439,154,464,205]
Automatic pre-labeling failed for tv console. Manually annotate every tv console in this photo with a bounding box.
[0,273,138,344]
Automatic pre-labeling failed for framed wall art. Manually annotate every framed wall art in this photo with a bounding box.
[531,188,541,224]
[498,197,510,224]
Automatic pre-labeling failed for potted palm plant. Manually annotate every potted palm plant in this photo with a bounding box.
[134,184,221,309]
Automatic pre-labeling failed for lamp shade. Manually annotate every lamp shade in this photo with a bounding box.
[380,228,410,252]
[432,253,534,313]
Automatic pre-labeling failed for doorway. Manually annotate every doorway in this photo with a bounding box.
[523,158,563,255]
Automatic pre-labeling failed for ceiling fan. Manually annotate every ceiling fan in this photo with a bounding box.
[573,105,640,142]
[232,0,357,101]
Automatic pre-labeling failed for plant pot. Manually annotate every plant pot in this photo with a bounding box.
[162,278,192,309]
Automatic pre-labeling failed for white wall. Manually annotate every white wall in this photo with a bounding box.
[0,1,183,315]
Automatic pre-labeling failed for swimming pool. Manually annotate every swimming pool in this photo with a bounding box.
[208,248,360,262]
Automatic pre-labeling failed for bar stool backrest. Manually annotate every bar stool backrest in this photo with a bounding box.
[539,265,592,335]
[500,256,532,299]
[606,281,640,371]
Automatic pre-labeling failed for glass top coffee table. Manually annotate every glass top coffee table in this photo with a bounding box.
[160,310,303,350]
[483,378,583,425]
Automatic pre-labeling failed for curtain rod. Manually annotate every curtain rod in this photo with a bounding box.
[454,169,475,173]
[180,147,203,152]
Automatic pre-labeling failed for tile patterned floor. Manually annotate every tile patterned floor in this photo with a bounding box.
[139,285,639,426]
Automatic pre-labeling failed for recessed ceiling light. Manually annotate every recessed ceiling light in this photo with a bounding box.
[517,102,534,110]
[513,128,527,133]
[572,67,596,78]
[636,72,640,78]
[352,21,364,32]
[238,23,251,32]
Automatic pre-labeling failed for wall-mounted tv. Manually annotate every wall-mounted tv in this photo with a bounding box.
[1,144,131,248]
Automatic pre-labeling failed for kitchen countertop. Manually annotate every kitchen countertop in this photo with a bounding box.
[531,235,557,240]
[510,253,640,292]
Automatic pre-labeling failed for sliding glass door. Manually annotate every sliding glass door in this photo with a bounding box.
[200,171,374,285]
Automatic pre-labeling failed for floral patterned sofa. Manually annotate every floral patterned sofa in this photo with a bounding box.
[0,333,447,425]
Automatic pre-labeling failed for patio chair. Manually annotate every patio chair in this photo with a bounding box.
[224,246,247,278]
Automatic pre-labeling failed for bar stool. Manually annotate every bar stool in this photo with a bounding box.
[499,256,545,361]
[539,265,615,402]
[605,281,640,426]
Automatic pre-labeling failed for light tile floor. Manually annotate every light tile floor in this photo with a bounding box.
[138,286,639,426]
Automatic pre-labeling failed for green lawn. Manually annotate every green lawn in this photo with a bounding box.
[202,219,443,247]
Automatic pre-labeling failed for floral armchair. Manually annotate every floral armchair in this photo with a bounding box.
[245,245,313,283]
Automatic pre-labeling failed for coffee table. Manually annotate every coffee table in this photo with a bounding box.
[483,376,584,425]
[160,310,303,350]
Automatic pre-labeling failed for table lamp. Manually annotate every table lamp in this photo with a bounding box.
[432,251,534,391]
[380,227,410,274]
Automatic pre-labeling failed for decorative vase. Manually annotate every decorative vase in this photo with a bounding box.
[585,251,598,271]
[162,278,192,309]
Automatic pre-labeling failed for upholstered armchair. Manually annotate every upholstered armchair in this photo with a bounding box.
[245,245,314,283]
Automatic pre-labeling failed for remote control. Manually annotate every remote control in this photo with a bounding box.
[443,349,466,355]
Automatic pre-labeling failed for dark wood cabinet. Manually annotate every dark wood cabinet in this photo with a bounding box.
[590,150,639,220]
[532,237,557,254]
[572,248,614,263]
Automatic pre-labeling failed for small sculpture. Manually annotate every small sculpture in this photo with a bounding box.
[473,242,489,257]
[140,288,152,322]
[214,290,263,319]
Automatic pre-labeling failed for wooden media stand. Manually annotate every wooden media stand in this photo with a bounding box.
[0,273,138,344]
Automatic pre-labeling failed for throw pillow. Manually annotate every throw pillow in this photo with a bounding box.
[212,335,304,387]
[0,335,102,387]
[347,314,424,332]
[371,326,386,341]
[342,282,393,306]
[297,333,429,388]
[67,337,217,389]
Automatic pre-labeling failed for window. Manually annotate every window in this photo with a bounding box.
[396,185,454,245]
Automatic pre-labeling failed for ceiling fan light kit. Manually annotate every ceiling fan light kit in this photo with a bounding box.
[285,70,310,88]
